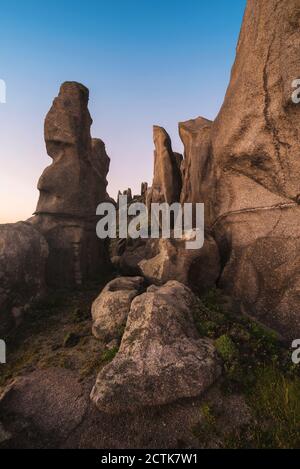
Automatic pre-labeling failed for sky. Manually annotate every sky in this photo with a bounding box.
[0,0,246,223]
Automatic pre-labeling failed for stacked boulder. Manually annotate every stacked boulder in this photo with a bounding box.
[117,236,220,295]
[91,279,221,413]
[92,276,144,342]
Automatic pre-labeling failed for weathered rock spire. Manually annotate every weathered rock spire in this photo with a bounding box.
[31,82,110,287]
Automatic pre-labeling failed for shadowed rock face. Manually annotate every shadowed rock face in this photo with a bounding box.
[179,117,214,226]
[147,126,182,206]
[117,234,220,296]
[122,188,132,202]
[31,82,110,288]
[208,0,300,338]
[150,0,299,338]
[0,222,48,335]
[140,182,148,197]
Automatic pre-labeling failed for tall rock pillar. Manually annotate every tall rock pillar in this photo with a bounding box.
[31,82,110,287]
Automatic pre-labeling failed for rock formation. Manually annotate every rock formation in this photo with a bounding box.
[0,222,48,335]
[122,188,133,203]
[30,82,110,288]
[139,123,221,294]
[140,182,148,197]
[2,0,300,448]
[117,234,220,295]
[179,117,214,226]
[0,82,112,333]
[211,0,300,209]
[207,0,300,338]
[92,276,144,341]
[147,126,182,207]
[91,281,221,414]
[0,369,88,446]
[159,0,300,339]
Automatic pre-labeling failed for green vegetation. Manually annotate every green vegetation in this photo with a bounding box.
[193,288,300,448]
[249,366,300,448]
[224,366,300,449]
[215,335,238,363]
[192,403,217,445]
[0,277,113,389]
[100,347,119,364]
[2,282,300,449]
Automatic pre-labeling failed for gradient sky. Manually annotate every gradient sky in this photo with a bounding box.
[0,0,246,223]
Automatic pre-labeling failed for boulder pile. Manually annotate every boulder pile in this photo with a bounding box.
[91,280,221,414]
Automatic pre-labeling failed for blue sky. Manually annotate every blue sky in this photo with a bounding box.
[0,0,246,222]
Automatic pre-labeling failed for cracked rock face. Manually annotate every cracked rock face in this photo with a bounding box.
[206,0,300,338]
[0,222,48,335]
[147,126,182,207]
[91,281,221,414]
[212,0,300,209]
[92,276,144,341]
[31,82,110,288]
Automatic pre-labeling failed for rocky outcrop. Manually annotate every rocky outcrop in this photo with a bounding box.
[36,85,109,216]
[207,0,300,338]
[92,276,144,341]
[91,281,221,414]
[147,126,182,207]
[141,182,148,197]
[0,369,88,447]
[118,233,220,294]
[169,0,300,338]
[122,188,133,203]
[216,211,300,338]
[211,0,300,210]
[31,82,110,287]
[179,117,214,226]
[91,138,111,204]
[0,363,248,449]
[0,222,48,335]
